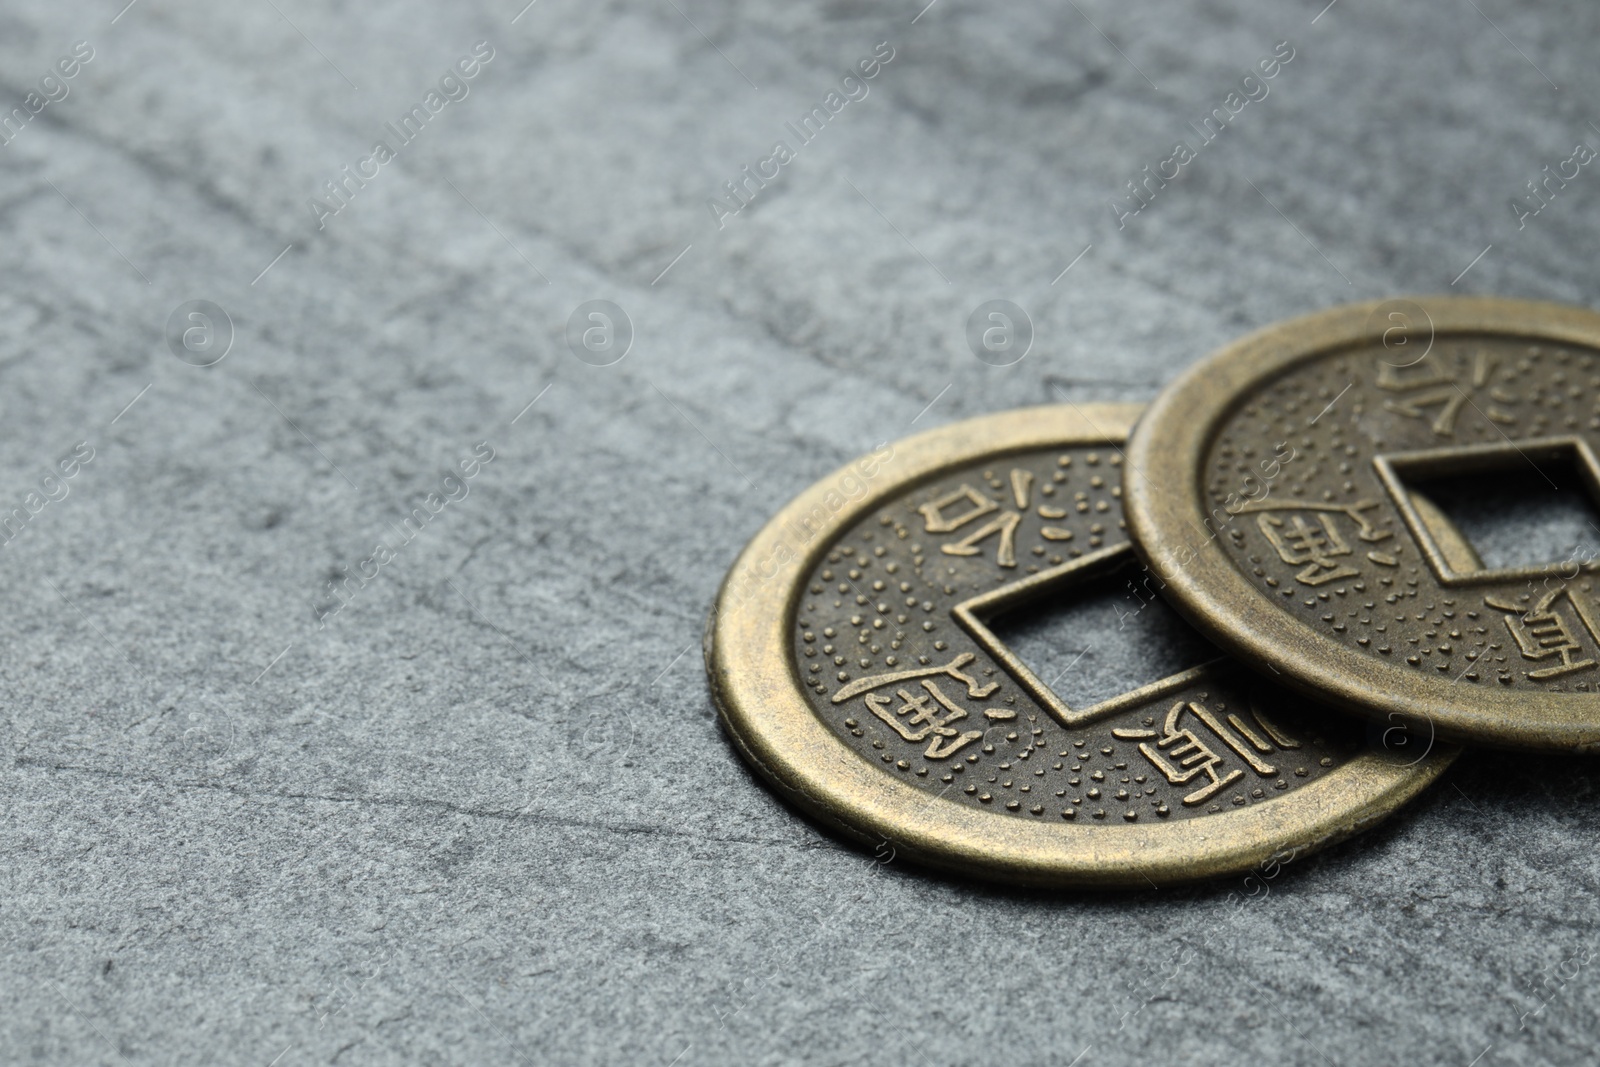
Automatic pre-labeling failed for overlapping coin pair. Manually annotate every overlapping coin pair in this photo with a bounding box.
[705,297,1600,886]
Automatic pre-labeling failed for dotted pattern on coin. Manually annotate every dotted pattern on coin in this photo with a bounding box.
[1205,339,1600,692]
[793,446,1359,822]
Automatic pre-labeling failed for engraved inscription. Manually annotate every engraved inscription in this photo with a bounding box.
[1485,588,1600,680]
[918,485,996,533]
[1204,337,1600,691]
[796,447,1359,822]
[941,510,1023,568]
[864,683,985,760]
[1376,349,1518,436]
[832,651,1000,703]
[1235,500,1398,586]
[1114,700,1302,807]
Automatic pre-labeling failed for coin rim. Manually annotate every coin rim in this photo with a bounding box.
[705,403,1453,886]
[1124,295,1600,751]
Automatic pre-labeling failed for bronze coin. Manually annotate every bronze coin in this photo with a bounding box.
[705,404,1453,886]
[1125,296,1600,751]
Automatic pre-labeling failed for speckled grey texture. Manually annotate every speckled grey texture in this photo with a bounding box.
[1,1,1598,1064]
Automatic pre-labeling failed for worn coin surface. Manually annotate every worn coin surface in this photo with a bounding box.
[705,405,1453,886]
[1125,296,1600,751]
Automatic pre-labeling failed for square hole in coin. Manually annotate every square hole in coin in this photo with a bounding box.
[1382,441,1600,576]
[988,565,1221,711]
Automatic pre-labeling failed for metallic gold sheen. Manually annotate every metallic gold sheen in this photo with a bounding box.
[1125,296,1600,751]
[705,405,1453,886]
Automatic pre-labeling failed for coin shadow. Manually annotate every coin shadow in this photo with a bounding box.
[722,723,1599,907]
[1157,745,1600,903]
[1436,744,1600,812]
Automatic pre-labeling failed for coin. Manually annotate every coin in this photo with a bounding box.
[705,404,1453,886]
[1125,296,1600,751]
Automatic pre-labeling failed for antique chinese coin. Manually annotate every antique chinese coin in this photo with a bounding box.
[1126,296,1600,751]
[705,404,1453,886]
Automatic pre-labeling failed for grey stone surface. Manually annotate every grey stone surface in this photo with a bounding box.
[1,1,1598,1064]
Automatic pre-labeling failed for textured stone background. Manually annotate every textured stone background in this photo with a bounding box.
[1,1,1597,1064]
